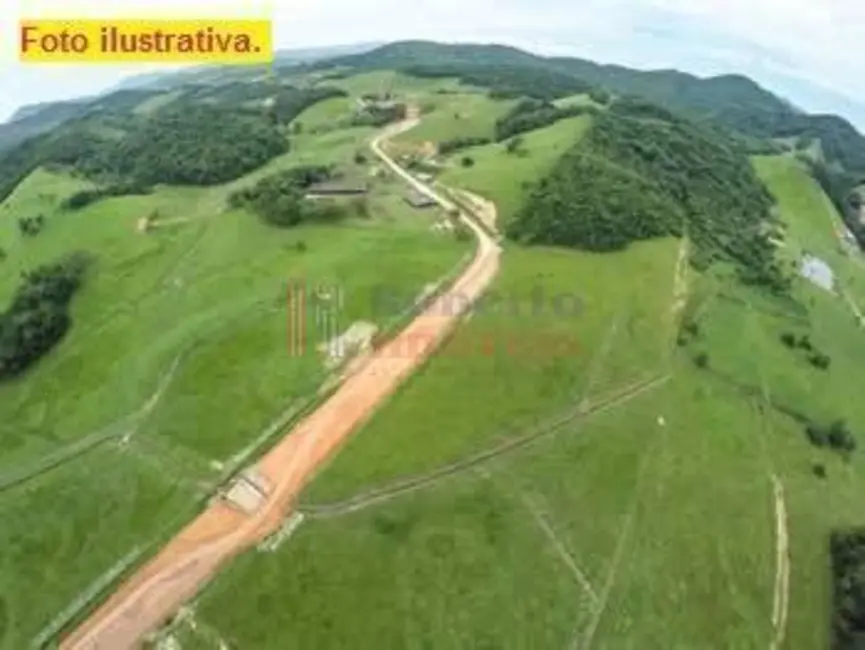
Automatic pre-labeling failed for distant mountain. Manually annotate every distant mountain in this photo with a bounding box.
[112,42,385,92]
[0,42,382,152]
[328,40,865,172]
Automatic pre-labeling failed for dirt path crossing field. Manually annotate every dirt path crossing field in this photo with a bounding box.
[60,116,501,650]
[769,474,790,650]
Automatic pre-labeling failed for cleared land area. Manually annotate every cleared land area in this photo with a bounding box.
[57,107,500,649]
[392,92,515,145]
[0,110,466,648]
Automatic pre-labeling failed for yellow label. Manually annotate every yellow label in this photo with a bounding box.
[19,19,273,64]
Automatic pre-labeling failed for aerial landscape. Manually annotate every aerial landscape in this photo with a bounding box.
[2,26,865,650]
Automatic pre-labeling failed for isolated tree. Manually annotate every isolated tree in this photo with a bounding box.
[460,156,475,168]
[809,353,832,370]
[780,332,797,348]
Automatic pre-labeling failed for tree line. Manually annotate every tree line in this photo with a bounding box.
[493,98,599,141]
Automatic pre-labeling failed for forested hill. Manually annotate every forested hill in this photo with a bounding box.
[508,109,788,293]
[328,41,865,172]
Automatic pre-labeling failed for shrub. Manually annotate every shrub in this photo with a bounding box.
[682,319,700,337]
[806,422,830,447]
[813,463,827,479]
[780,332,797,348]
[809,353,832,370]
[460,156,475,168]
[828,420,857,455]
[354,151,368,164]
[694,352,709,368]
[17,214,45,237]
[439,136,491,156]
[806,419,857,457]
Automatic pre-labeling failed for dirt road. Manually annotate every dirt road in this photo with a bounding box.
[61,117,501,649]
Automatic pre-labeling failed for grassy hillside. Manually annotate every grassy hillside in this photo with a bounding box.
[153,66,865,650]
[438,115,593,223]
[304,238,679,504]
[0,93,468,646]
[394,93,515,146]
[6,58,865,650]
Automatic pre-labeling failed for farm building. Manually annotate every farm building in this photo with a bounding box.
[305,180,369,197]
[404,189,437,209]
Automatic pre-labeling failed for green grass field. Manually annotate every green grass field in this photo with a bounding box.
[753,154,865,306]
[0,110,468,647]
[303,238,679,504]
[393,93,515,145]
[179,366,784,649]
[439,115,593,223]
[0,445,197,650]
[161,105,865,650]
[8,70,865,650]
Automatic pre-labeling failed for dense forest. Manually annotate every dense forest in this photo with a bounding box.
[831,529,865,649]
[228,165,348,227]
[509,111,788,292]
[93,105,288,186]
[507,150,682,250]
[0,253,90,380]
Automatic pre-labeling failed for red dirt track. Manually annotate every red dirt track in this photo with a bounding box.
[60,115,501,649]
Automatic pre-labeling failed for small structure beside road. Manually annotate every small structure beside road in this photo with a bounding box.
[801,254,835,292]
[404,189,437,209]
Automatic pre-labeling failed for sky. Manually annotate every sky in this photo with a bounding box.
[2,0,865,127]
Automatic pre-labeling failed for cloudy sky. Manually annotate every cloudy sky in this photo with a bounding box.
[2,0,865,127]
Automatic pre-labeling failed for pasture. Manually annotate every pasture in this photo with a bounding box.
[305,237,680,504]
[181,368,786,649]
[439,115,593,223]
[393,92,515,145]
[0,116,466,647]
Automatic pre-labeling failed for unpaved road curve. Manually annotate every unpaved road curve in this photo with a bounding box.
[60,117,501,650]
